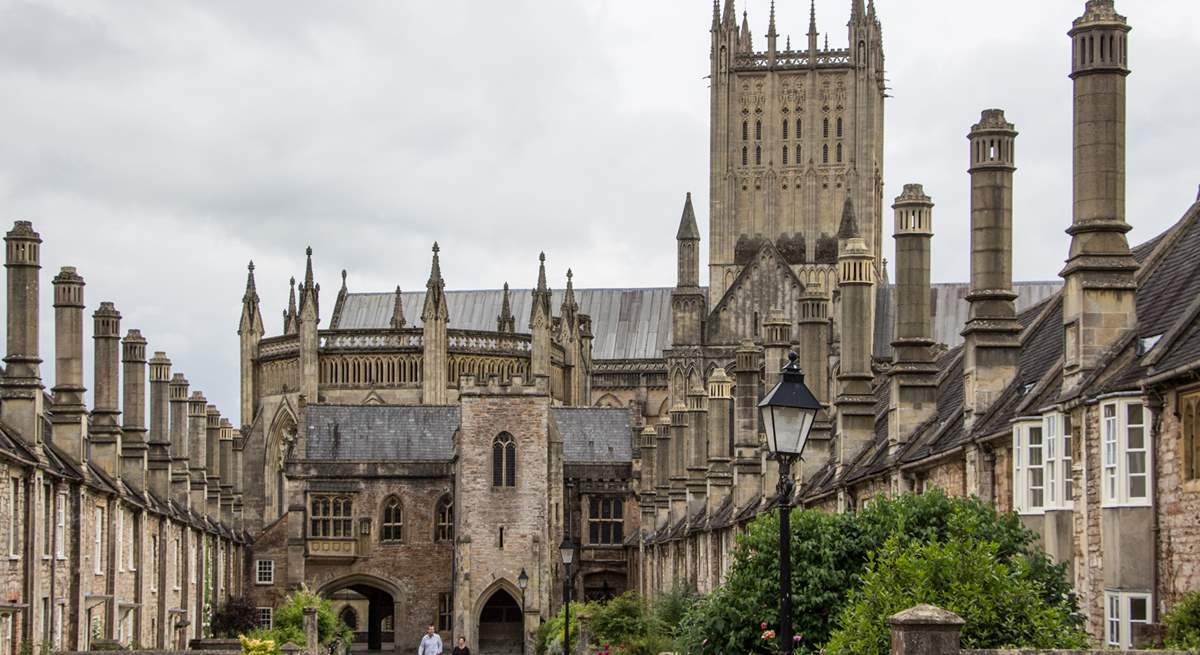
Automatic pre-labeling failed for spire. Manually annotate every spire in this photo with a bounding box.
[740,11,751,48]
[838,194,859,239]
[563,269,578,315]
[329,269,349,329]
[767,0,777,37]
[676,192,700,240]
[868,0,877,19]
[303,246,314,290]
[808,0,819,54]
[531,252,552,329]
[497,282,515,333]
[284,277,298,334]
[242,261,258,305]
[712,0,720,29]
[298,246,319,322]
[786,35,791,50]
[852,0,865,21]
[389,286,406,329]
[239,261,262,336]
[722,0,736,28]
[825,33,829,50]
[422,242,448,322]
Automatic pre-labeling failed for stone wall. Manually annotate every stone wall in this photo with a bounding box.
[1155,385,1200,606]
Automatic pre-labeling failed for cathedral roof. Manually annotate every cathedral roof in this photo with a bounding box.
[552,407,634,463]
[305,404,459,461]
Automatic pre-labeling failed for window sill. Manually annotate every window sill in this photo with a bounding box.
[255,582,274,586]
[7,555,19,561]
[1101,501,1152,509]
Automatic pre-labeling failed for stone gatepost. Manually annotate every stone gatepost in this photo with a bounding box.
[303,607,319,655]
[887,604,964,655]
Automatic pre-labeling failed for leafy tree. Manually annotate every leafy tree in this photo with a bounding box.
[824,537,1087,655]
[1164,590,1200,651]
[254,585,352,649]
[674,491,1079,654]
[213,597,261,638]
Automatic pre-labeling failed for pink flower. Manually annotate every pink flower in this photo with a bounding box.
[760,622,768,629]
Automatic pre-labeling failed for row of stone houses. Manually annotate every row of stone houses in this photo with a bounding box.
[630,1,1200,649]
[0,222,245,653]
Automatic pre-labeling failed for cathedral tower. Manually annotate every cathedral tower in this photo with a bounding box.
[709,0,885,306]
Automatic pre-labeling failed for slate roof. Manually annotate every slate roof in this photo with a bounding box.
[337,288,674,360]
[305,405,459,461]
[551,408,633,464]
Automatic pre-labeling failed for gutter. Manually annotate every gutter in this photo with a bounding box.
[1142,359,1200,387]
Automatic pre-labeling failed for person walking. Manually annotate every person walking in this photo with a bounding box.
[450,636,470,655]
[418,625,443,655]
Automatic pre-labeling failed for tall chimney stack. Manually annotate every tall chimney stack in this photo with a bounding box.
[51,267,87,463]
[147,351,172,500]
[188,391,208,510]
[205,405,222,518]
[835,198,876,474]
[219,418,235,524]
[91,303,123,478]
[888,184,940,453]
[2,221,44,443]
[120,329,149,491]
[169,373,191,507]
[962,110,1021,430]
[1062,0,1138,391]
[705,368,734,517]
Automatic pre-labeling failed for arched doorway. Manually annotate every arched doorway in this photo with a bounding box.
[320,578,396,652]
[477,589,522,655]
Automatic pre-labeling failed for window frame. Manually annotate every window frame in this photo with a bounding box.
[310,495,353,538]
[437,592,453,632]
[255,559,274,585]
[1012,420,1045,514]
[1183,390,1199,481]
[435,496,454,543]
[587,496,625,546]
[1100,398,1152,507]
[42,481,51,559]
[8,478,20,559]
[55,492,66,560]
[93,507,104,575]
[1038,412,1073,510]
[1105,590,1152,649]
[492,433,517,488]
[257,607,273,630]
[380,496,404,543]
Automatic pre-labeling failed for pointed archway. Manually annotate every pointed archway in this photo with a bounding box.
[318,575,399,652]
[477,588,522,655]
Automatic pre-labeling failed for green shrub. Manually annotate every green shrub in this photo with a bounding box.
[535,601,593,655]
[824,536,1088,655]
[1164,590,1200,651]
[253,585,352,649]
[674,491,1078,654]
[213,597,261,638]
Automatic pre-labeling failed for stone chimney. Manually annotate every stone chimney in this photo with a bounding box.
[233,427,246,530]
[732,341,763,510]
[962,110,1021,430]
[762,309,792,389]
[2,221,44,444]
[188,391,208,510]
[888,184,939,454]
[169,373,191,508]
[835,207,877,474]
[1062,0,1138,391]
[205,405,222,518]
[51,267,87,464]
[685,384,709,519]
[219,418,235,524]
[120,329,149,492]
[705,368,734,516]
[796,289,833,477]
[90,303,122,478]
[654,415,671,530]
[668,403,688,524]
[638,425,657,536]
[147,351,172,500]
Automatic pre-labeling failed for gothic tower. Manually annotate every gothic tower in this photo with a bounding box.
[709,0,885,305]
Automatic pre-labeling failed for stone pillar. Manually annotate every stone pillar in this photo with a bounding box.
[685,385,709,519]
[147,351,173,500]
[303,607,319,655]
[1062,0,1138,392]
[732,342,763,510]
[888,184,939,455]
[121,329,149,491]
[219,418,235,524]
[887,604,964,655]
[169,374,191,508]
[297,248,320,403]
[705,368,734,516]
[188,392,209,511]
[91,302,123,478]
[2,221,43,444]
[51,266,87,465]
[962,110,1021,431]
[421,244,449,404]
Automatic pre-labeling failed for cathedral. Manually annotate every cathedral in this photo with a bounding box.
[0,1,1196,654]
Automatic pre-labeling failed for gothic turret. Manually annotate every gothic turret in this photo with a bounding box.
[283,277,298,335]
[672,193,706,348]
[298,248,320,402]
[239,261,263,428]
[328,270,348,328]
[1062,0,1137,391]
[962,110,1021,429]
[421,243,449,403]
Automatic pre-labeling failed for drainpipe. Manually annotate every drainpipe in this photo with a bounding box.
[1146,387,1166,621]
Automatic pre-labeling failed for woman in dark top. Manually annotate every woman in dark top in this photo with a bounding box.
[451,637,470,655]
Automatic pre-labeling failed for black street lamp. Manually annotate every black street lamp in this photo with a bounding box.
[758,351,821,655]
[517,568,529,655]
[559,537,577,655]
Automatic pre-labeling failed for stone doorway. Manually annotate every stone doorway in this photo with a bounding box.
[327,584,395,651]
[477,589,522,655]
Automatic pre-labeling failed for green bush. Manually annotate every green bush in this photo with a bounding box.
[535,601,593,655]
[674,491,1079,654]
[213,597,262,638]
[1164,590,1200,651]
[824,537,1088,655]
[254,585,352,649]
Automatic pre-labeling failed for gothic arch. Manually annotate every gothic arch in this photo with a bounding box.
[264,401,299,523]
[473,577,523,630]
[594,393,622,409]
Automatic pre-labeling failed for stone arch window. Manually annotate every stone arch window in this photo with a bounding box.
[310,495,353,538]
[782,145,788,166]
[742,146,748,166]
[796,118,802,139]
[836,143,843,163]
[755,146,761,166]
[822,144,829,164]
[836,117,843,138]
[492,433,516,487]
[435,495,454,542]
[339,606,358,631]
[823,118,829,139]
[742,120,748,141]
[755,119,762,140]
[380,496,403,542]
[781,118,788,140]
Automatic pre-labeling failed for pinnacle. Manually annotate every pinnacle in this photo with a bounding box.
[433,241,440,254]
[838,194,860,239]
[677,192,700,240]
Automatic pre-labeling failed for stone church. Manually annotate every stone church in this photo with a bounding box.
[0,1,1196,654]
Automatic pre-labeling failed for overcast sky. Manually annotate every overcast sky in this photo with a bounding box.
[1,0,1197,419]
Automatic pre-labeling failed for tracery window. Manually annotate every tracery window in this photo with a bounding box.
[493,433,516,487]
[822,144,829,164]
[836,116,844,138]
[741,121,748,141]
[755,120,762,140]
[836,143,843,163]
[310,495,353,538]
[755,146,762,166]
[822,117,829,138]
[741,147,748,166]
[781,119,788,140]
[380,496,403,542]
[782,145,788,165]
[435,496,454,542]
[796,118,802,139]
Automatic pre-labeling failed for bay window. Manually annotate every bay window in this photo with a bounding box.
[1012,421,1044,513]
[1040,412,1072,510]
[1101,399,1151,507]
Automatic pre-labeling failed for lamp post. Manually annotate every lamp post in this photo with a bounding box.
[559,537,577,655]
[758,351,821,655]
[517,568,529,655]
